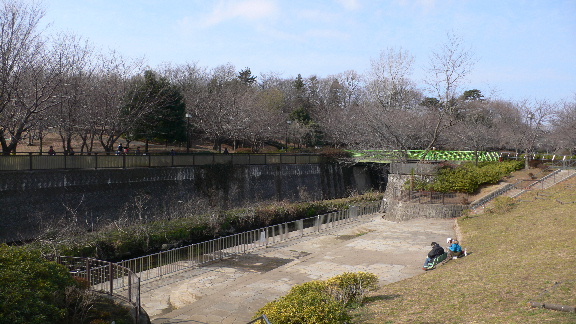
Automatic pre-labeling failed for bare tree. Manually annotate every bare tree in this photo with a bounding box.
[88,51,151,153]
[449,94,499,164]
[0,0,49,154]
[354,48,423,157]
[313,71,364,147]
[49,33,95,154]
[517,99,555,168]
[423,33,476,155]
[187,63,239,152]
[551,95,576,154]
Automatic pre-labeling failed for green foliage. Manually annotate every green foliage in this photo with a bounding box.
[461,89,484,101]
[290,107,312,125]
[0,244,76,324]
[256,280,350,324]
[127,70,187,143]
[255,272,379,323]
[237,67,257,84]
[408,161,524,193]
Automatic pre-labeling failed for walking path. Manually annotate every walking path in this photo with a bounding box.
[143,214,456,323]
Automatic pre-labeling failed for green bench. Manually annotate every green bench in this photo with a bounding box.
[424,252,448,270]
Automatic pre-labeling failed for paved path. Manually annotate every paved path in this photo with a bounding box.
[144,214,456,323]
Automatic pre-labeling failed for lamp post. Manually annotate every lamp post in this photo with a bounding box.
[285,120,292,150]
[525,112,535,169]
[186,113,192,154]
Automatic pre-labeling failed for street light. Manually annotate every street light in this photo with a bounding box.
[285,120,292,150]
[186,113,192,154]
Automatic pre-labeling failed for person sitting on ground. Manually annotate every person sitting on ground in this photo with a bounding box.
[448,239,463,258]
[423,242,445,270]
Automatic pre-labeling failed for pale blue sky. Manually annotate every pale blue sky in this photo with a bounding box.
[43,0,575,102]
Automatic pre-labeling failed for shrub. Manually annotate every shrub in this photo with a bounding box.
[255,281,350,324]
[421,161,525,193]
[326,272,379,306]
[0,244,76,324]
[254,272,379,323]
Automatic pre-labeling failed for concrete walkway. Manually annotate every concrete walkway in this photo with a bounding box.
[144,214,456,324]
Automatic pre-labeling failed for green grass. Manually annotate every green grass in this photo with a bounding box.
[352,177,576,323]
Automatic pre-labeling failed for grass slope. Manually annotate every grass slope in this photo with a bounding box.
[353,177,576,324]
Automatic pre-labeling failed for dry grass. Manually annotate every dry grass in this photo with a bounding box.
[352,177,576,324]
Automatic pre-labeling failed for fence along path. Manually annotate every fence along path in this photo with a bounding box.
[470,168,576,210]
[0,153,323,171]
[48,256,142,323]
[118,202,380,284]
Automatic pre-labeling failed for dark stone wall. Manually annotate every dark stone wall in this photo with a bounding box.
[0,163,388,242]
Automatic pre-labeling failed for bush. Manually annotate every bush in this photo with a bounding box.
[326,272,379,307]
[412,161,525,193]
[254,272,379,323]
[255,281,350,324]
[0,244,76,324]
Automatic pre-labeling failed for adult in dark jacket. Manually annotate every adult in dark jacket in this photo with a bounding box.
[423,242,444,270]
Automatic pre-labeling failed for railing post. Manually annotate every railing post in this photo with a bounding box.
[122,154,126,169]
[29,152,33,170]
[128,273,132,303]
[109,262,113,295]
[86,259,91,285]
[158,253,162,277]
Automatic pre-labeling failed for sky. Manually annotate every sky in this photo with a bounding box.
[42,0,576,102]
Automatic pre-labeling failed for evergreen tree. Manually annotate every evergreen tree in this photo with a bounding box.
[127,70,187,144]
[237,67,257,84]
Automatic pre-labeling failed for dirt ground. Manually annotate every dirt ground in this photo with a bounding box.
[13,132,245,154]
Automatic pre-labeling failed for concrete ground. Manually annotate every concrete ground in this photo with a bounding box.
[143,214,456,324]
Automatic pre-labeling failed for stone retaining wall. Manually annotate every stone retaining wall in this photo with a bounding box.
[382,173,467,220]
[0,163,386,242]
[383,199,467,221]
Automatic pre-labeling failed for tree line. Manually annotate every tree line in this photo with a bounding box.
[1,0,574,157]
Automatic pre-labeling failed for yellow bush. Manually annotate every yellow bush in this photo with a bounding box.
[326,272,379,306]
[254,272,379,323]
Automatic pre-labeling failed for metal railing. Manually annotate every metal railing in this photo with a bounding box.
[48,256,141,323]
[118,202,381,283]
[469,168,576,209]
[500,153,576,168]
[468,183,516,210]
[0,153,324,171]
